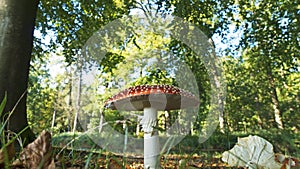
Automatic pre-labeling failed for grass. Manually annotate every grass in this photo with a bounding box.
[0,127,296,168]
[0,94,32,169]
[50,128,299,168]
[52,132,228,168]
[0,94,298,168]
[0,124,297,168]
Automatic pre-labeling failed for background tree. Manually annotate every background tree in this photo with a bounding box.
[0,0,134,142]
[0,0,39,143]
[230,0,300,129]
[26,0,299,157]
[0,0,298,149]
[27,55,56,134]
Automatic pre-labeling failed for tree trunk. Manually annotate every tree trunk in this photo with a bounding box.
[73,66,82,133]
[268,73,284,129]
[98,111,104,133]
[135,116,140,136]
[266,61,284,129]
[51,110,56,129]
[219,109,225,133]
[67,66,73,132]
[0,0,39,144]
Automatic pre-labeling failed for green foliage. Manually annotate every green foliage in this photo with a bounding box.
[172,129,299,158]
[29,0,137,134]
[220,0,300,130]
[280,72,300,130]
[27,56,56,134]
[0,96,33,168]
[223,55,300,131]
[253,129,300,157]
[26,1,300,160]
[0,95,12,168]
[168,40,211,130]
[0,93,6,118]
[52,132,95,149]
[172,0,234,38]
[35,0,135,62]
[131,69,177,86]
[101,52,125,74]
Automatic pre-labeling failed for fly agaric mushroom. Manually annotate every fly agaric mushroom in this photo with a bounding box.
[104,84,199,169]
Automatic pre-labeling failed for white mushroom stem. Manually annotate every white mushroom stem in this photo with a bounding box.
[141,107,160,169]
[104,85,199,168]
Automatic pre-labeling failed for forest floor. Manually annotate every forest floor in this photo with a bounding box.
[5,130,299,168]
[53,147,242,169]
[2,137,243,169]
[50,131,299,169]
[51,132,238,168]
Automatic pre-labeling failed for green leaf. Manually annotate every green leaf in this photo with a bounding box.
[0,93,7,117]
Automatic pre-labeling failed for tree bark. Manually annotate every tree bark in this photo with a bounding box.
[73,66,82,133]
[67,66,73,132]
[264,57,284,129]
[0,0,39,144]
[268,71,284,129]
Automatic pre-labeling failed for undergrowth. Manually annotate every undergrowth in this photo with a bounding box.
[0,93,298,168]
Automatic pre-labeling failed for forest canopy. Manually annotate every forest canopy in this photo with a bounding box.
[24,0,299,156]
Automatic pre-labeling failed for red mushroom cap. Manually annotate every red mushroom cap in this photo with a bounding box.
[104,84,199,111]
